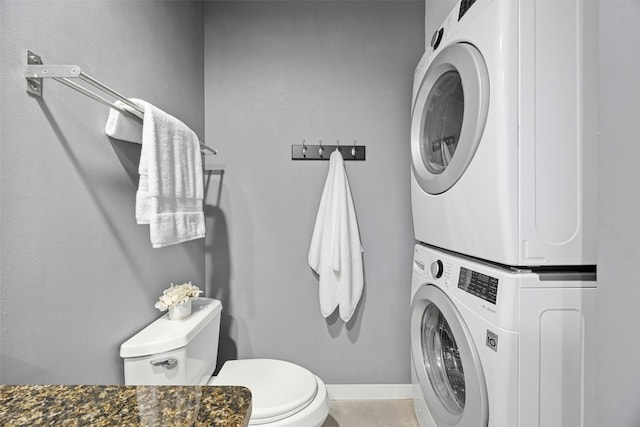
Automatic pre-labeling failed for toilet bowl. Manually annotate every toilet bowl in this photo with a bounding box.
[120,298,329,427]
[209,359,328,426]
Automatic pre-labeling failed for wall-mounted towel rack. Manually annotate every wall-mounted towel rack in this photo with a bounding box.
[23,50,217,155]
[292,140,366,161]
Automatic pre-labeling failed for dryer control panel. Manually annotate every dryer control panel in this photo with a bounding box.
[458,0,478,21]
[458,267,498,304]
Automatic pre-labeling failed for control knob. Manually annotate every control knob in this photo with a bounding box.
[430,260,444,279]
[430,27,444,50]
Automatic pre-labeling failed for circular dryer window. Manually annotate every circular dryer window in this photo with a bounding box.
[422,71,464,175]
[411,43,489,195]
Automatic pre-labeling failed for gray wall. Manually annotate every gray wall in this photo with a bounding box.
[203,1,423,384]
[597,1,640,425]
[0,0,205,384]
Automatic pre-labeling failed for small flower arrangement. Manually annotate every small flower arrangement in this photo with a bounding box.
[154,282,203,312]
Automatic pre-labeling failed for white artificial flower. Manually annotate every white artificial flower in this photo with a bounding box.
[154,282,203,311]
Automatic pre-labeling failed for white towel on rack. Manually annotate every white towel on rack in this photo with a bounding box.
[308,150,364,323]
[104,99,144,144]
[134,100,205,248]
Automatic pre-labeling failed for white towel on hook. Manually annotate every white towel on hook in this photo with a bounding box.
[133,100,205,248]
[104,99,144,144]
[308,150,364,322]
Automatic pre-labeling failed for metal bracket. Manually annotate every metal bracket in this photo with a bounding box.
[25,50,82,97]
[26,50,43,96]
[25,64,82,79]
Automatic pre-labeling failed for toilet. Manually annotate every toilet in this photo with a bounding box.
[120,298,329,427]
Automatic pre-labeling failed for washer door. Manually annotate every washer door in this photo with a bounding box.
[411,43,489,195]
[411,285,488,427]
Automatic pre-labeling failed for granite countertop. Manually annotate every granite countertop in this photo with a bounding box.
[0,385,252,427]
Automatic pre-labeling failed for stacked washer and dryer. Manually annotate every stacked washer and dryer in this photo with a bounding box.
[409,1,597,427]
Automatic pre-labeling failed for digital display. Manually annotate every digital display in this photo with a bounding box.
[458,267,498,304]
[458,0,477,21]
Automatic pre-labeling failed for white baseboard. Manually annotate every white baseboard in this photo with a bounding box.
[326,384,413,400]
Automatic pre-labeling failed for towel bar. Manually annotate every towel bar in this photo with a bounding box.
[24,50,217,155]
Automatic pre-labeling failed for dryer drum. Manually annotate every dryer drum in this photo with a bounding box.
[422,70,464,175]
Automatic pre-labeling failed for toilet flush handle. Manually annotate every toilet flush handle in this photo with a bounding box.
[150,358,178,369]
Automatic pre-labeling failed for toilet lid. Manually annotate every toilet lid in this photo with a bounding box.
[212,359,318,425]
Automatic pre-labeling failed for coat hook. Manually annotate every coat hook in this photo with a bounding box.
[318,139,324,157]
[302,139,307,158]
[351,140,357,157]
[335,139,341,152]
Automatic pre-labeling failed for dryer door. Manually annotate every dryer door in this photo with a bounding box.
[410,43,489,195]
[411,285,488,427]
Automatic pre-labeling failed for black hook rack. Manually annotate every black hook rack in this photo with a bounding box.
[291,140,366,161]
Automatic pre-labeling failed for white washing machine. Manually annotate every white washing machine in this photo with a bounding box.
[410,243,596,427]
[410,0,598,267]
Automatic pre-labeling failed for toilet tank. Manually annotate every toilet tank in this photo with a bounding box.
[120,298,222,385]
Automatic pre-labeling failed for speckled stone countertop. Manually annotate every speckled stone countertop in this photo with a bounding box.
[0,385,252,427]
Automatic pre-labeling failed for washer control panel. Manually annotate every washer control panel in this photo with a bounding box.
[457,266,498,304]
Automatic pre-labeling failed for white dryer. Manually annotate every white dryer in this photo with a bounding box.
[410,0,598,267]
[410,243,596,427]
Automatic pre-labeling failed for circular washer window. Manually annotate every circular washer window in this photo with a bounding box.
[411,43,489,195]
[421,302,466,415]
[410,285,489,426]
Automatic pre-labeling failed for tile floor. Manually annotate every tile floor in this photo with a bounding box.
[322,399,420,427]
